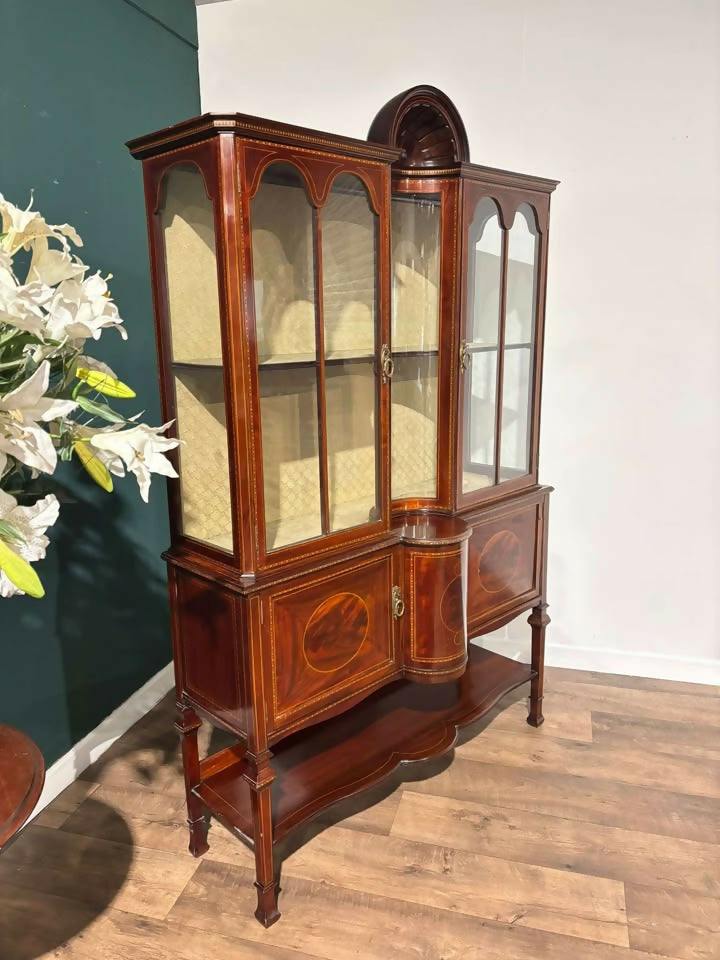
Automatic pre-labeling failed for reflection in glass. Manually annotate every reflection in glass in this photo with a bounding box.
[390,192,441,500]
[499,347,532,478]
[462,197,503,494]
[252,163,323,549]
[500,204,538,479]
[505,204,538,345]
[322,175,378,530]
[469,197,502,345]
[462,350,496,493]
[160,164,232,551]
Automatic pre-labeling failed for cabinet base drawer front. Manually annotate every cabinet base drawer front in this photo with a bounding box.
[467,503,540,628]
[405,543,468,681]
[267,552,397,730]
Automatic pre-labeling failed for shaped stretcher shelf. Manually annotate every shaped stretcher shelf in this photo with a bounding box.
[194,645,533,846]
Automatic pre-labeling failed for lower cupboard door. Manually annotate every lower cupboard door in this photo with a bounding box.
[264,551,398,733]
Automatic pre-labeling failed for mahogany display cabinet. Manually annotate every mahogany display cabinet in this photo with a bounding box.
[128,85,557,926]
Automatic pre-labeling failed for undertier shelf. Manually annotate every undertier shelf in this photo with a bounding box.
[194,646,534,846]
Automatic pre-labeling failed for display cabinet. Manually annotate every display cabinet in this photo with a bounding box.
[128,86,557,926]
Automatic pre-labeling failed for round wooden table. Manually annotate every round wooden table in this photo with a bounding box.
[0,725,45,851]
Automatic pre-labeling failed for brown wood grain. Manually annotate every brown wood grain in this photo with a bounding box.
[0,725,45,849]
[276,823,630,946]
[1,666,718,957]
[456,727,720,799]
[391,791,720,898]
[407,755,720,844]
[169,859,666,960]
[591,711,720,758]
[0,821,196,920]
[625,884,720,960]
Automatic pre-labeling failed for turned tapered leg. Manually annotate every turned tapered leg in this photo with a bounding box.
[245,752,280,927]
[527,602,550,728]
[175,702,209,857]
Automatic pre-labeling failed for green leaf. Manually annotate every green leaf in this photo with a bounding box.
[0,539,44,598]
[75,395,127,424]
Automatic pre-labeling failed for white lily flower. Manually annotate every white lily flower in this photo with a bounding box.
[0,361,77,475]
[0,276,54,338]
[28,237,87,286]
[90,421,179,502]
[0,491,59,597]
[0,193,82,257]
[44,272,126,342]
[74,355,117,379]
[72,421,126,479]
[0,249,14,286]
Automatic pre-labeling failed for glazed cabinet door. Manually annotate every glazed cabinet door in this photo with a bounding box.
[263,550,400,738]
[242,147,390,565]
[458,187,548,506]
[144,143,239,560]
[389,179,458,510]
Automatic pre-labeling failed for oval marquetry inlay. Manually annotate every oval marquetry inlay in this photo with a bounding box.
[440,576,464,638]
[477,530,522,594]
[303,592,369,674]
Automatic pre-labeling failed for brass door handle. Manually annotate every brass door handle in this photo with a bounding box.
[459,339,471,373]
[380,344,394,382]
[392,585,405,619]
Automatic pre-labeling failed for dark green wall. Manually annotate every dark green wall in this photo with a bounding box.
[0,0,200,765]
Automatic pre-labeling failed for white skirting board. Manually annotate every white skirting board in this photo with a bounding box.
[475,637,720,686]
[30,662,175,820]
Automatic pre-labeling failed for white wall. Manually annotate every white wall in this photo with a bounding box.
[197,0,720,683]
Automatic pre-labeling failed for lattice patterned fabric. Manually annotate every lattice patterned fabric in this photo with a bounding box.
[328,445,376,514]
[391,403,437,500]
[174,374,232,546]
[322,218,376,355]
[270,455,323,527]
[161,167,223,364]
[393,262,439,351]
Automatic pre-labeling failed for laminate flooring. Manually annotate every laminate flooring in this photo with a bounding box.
[1,662,718,960]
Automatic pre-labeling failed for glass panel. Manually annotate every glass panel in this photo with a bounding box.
[322,174,378,532]
[259,366,322,550]
[390,192,440,500]
[462,197,503,495]
[252,163,317,364]
[462,350,496,493]
[500,204,538,479]
[392,354,438,500]
[252,163,322,550]
[469,197,503,346]
[160,164,232,552]
[391,194,440,352]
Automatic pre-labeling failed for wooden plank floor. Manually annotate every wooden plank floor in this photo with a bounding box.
[1,663,718,960]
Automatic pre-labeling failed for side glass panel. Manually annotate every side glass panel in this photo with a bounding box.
[499,204,538,480]
[390,192,441,500]
[159,164,232,552]
[321,174,379,532]
[462,197,502,494]
[252,163,322,550]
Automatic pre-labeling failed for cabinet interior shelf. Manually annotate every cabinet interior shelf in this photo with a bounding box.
[194,645,534,847]
[467,341,532,352]
[172,348,440,373]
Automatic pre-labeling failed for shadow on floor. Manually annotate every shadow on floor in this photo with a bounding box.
[0,798,133,960]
